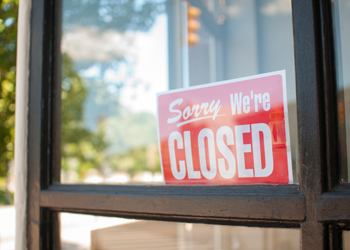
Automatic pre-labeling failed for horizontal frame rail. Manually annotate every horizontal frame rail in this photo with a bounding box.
[41,184,306,223]
[317,184,350,222]
[317,194,350,222]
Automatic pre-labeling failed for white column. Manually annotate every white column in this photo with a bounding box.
[14,0,31,249]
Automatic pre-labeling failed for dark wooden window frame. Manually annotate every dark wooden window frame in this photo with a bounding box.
[25,0,350,249]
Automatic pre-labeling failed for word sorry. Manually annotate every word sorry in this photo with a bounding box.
[167,98,223,127]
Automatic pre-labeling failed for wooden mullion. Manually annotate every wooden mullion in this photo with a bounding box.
[28,0,58,249]
[319,0,346,247]
[292,0,327,249]
[53,0,62,184]
[40,0,55,191]
[45,182,302,194]
[27,0,45,248]
[47,207,301,228]
[41,0,59,248]
[319,0,342,191]
[316,184,350,222]
[317,0,348,248]
[40,184,306,222]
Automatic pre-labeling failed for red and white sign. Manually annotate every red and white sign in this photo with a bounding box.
[157,71,293,185]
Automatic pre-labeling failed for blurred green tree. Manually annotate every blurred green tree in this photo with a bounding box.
[61,53,107,182]
[61,54,161,181]
[0,0,165,189]
[109,144,161,179]
[0,0,18,204]
[60,0,165,182]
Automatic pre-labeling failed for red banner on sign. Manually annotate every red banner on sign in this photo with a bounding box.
[157,71,293,185]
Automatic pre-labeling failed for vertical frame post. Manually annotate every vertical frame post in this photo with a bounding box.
[292,0,326,249]
[14,0,31,248]
[27,0,44,247]
[27,0,59,248]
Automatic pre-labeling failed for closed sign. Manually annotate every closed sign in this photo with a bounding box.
[157,71,293,185]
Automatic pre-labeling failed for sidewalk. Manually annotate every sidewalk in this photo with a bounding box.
[0,206,15,250]
[0,206,134,250]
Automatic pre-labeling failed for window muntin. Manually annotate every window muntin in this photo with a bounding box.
[60,0,298,184]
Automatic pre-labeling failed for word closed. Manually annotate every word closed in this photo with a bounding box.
[157,71,293,185]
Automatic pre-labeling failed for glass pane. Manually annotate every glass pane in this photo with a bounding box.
[344,231,350,249]
[60,213,300,250]
[60,0,298,184]
[332,0,350,182]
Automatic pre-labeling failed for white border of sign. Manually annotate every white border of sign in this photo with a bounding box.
[156,70,293,185]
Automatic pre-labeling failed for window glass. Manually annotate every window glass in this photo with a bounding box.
[60,0,298,184]
[60,213,300,250]
[332,0,350,182]
[344,231,350,249]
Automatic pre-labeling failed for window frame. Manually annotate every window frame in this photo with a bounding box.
[25,0,350,249]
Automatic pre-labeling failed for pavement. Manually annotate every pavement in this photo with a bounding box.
[0,206,15,250]
[0,206,134,250]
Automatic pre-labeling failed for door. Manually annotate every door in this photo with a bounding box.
[20,0,350,249]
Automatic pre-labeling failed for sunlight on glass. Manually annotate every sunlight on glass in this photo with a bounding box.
[60,213,300,250]
[61,0,167,184]
[60,0,297,184]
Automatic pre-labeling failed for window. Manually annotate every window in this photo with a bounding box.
[22,0,350,249]
[59,0,298,185]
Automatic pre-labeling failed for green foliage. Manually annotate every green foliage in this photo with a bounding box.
[60,1,165,181]
[0,69,15,178]
[61,53,162,181]
[0,0,18,71]
[104,111,158,156]
[0,0,18,181]
[0,189,13,205]
[109,144,161,177]
[0,0,164,185]
[61,53,107,180]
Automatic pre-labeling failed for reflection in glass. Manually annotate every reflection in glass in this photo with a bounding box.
[332,0,350,182]
[344,231,350,249]
[60,213,300,250]
[61,0,167,184]
[60,0,297,184]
